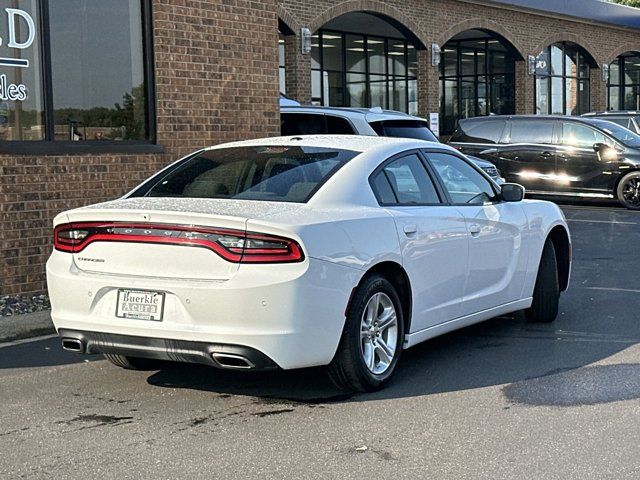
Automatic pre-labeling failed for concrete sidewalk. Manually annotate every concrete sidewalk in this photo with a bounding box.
[0,311,55,343]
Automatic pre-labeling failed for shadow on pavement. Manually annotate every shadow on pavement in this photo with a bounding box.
[0,337,98,370]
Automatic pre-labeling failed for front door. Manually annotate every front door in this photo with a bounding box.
[425,150,528,315]
[371,152,469,332]
[556,121,616,194]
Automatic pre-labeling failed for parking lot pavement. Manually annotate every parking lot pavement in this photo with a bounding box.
[1,205,640,480]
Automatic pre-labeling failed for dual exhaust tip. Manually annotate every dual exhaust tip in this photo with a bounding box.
[60,337,255,369]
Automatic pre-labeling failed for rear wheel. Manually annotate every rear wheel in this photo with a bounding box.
[329,275,404,392]
[617,172,640,210]
[104,354,162,370]
[525,239,559,323]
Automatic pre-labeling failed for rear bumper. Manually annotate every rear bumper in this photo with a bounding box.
[59,329,280,370]
[47,251,361,370]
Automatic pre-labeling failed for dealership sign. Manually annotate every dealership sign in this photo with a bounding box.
[0,8,36,102]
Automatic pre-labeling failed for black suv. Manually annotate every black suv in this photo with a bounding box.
[449,115,640,209]
[582,111,640,135]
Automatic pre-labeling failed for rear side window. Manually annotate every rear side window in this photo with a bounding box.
[326,116,355,134]
[509,120,555,144]
[281,113,326,135]
[450,120,506,144]
[140,146,358,203]
[369,120,438,142]
[371,154,440,205]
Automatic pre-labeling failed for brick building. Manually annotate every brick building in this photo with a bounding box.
[2,0,640,298]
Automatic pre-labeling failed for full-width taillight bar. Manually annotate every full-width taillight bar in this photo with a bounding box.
[53,222,304,264]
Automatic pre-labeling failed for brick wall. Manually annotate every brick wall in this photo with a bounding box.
[278,0,640,115]
[0,0,280,296]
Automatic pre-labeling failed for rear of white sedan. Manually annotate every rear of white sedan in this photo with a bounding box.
[47,135,571,392]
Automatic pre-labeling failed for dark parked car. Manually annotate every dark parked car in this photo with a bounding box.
[582,111,640,135]
[449,115,640,209]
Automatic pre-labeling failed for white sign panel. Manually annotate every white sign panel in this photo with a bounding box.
[429,112,440,138]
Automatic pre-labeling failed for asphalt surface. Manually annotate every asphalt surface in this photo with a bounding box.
[2,204,640,479]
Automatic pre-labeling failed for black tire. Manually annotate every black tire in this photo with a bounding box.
[328,274,405,392]
[616,172,640,210]
[104,354,162,370]
[525,239,560,323]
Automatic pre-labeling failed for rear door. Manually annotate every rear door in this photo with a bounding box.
[424,150,528,314]
[370,151,469,331]
[556,121,615,193]
[496,119,558,191]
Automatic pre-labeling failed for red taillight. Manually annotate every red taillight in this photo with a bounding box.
[53,222,304,263]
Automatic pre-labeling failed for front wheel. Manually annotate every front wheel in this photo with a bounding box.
[525,239,559,323]
[328,275,404,392]
[617,172,640,210]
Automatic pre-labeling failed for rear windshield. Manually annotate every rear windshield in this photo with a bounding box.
[369,120,438,142]
[138,146,358,203]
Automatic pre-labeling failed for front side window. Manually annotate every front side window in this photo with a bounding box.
[372,154,440,205]
[140,146,358,203]
[561,122,609,148]
[535,42,591,115]
[427,152,496,205]
[0,0,153,146]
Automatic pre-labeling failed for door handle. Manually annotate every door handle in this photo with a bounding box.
[539,151,553,158]
[469,224,481,236]
[403,225,417,235]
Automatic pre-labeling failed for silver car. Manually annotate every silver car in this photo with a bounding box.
[281,105,504,183]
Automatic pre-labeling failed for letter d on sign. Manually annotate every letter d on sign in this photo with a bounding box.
[6,8,35,49]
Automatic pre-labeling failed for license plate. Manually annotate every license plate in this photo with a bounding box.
[116,289,165,321]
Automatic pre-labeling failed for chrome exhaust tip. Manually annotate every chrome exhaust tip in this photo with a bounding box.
[61,338,84,353]
[212,352,255,369]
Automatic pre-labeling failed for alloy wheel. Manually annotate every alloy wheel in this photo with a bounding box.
[622,177,640,207]
[359,292,398,375]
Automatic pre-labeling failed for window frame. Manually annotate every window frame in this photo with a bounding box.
[534,42,591,116]
[0,0,159,155]
[421,148,501,206]
[368,149,447,207]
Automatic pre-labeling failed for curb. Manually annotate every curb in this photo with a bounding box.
[0,311,56,344]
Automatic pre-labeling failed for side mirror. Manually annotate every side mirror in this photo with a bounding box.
[501,183,525,202]
[593,142,618,161]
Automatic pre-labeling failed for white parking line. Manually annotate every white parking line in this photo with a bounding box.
[566,219,637,225]
[0,334,57,349]
[586,287,640,294]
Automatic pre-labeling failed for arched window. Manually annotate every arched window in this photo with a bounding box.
[439,30,518,135]
[608,53,640,111]
[310,13,420,114]
[535,42,591,115]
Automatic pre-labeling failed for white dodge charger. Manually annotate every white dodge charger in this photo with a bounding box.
[47,136,571,392]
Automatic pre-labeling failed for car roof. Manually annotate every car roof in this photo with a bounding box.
[583,111,640,117]
[204,134,443,154]
[459,115,619,123]
[281,105,427,123]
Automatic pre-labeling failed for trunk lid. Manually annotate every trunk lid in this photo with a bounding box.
[61,198,280,280]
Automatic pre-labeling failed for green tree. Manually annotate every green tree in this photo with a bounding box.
[611,0,640,7]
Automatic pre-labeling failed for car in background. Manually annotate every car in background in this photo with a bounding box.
[279,93,300,107]
[582,111,640,134]
[47,136,570,392]
[449,115,640,210]
[281,105,504,183]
